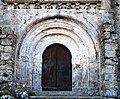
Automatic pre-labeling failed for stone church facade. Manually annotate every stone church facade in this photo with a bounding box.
[0,0,120,98]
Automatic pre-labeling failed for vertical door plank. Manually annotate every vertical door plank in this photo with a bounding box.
[56,44,72,91]
[42,44,57,91]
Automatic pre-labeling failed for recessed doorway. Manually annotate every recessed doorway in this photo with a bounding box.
[42,43,72,91]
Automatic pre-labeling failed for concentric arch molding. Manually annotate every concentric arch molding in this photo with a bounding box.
[15,16,100,95]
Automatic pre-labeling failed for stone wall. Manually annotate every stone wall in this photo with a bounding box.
[0,0,119,98]
[98,0,118,97]
[0,0,16,81]
[113,0,120,97]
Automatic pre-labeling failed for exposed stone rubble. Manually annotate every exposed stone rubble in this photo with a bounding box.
[0,81,29,98]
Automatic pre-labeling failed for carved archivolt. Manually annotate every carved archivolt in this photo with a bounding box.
[16,16,100,95]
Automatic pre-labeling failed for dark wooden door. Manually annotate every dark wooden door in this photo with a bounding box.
[42,44,72,91]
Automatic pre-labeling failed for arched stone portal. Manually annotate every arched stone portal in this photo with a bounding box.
[15,16,100,95]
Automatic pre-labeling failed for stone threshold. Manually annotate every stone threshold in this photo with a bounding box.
[36,91,99,96]
[29,91,105,99]
[29,96,105,99]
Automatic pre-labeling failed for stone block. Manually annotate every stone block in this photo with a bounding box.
[7,74,13,81]
[88,87,99,96]
[2,27,14,34]
[104,65,115,73]
[0,45,4,51]
[81,88,88,95]
[104,39,113,43]
[7,69,13,75]
[104,32,110,39]
[2,20,12,25]
[6,34,14,40]
[0,64,13,70]
[102,81,110,89]
[103,89,117,97]
[104,74,116,81]
[89,81,99,88]
[1,38,13,45]
[105,43,118,51]
[105,50,116,58]
[0,64,7,70]
[1,52,12,60]
[0,34,7,38]
[4,46,12,52]
[111,33,118,40]
[104,59,116,66]
[6,60,14,66]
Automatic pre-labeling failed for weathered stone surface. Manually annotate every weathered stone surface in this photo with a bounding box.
[104,66,115,74]
[6,60,14,66]
[104,32,110,39]
[1,35,13,45]
[0,34,7,38]
[0,45,4,51]
[114,0,120,97]
[2,27,14,34]
[105,50,116,58]
[104,89,117,97]
[104,59,117,66]
[0,0,119,98]
[105,43,118,51]
[1,53,12,60]
[111,33,118,40]
[0,64,13,70]
[104,74,116,81]
[4,46,12,52]
[0,60,6,65]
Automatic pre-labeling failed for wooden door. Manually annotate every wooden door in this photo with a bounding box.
[42,44,72,91]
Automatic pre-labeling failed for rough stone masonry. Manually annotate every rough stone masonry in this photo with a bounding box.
[0,0,119,98]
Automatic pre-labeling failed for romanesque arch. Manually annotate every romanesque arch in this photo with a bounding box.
[15,16,100,95]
